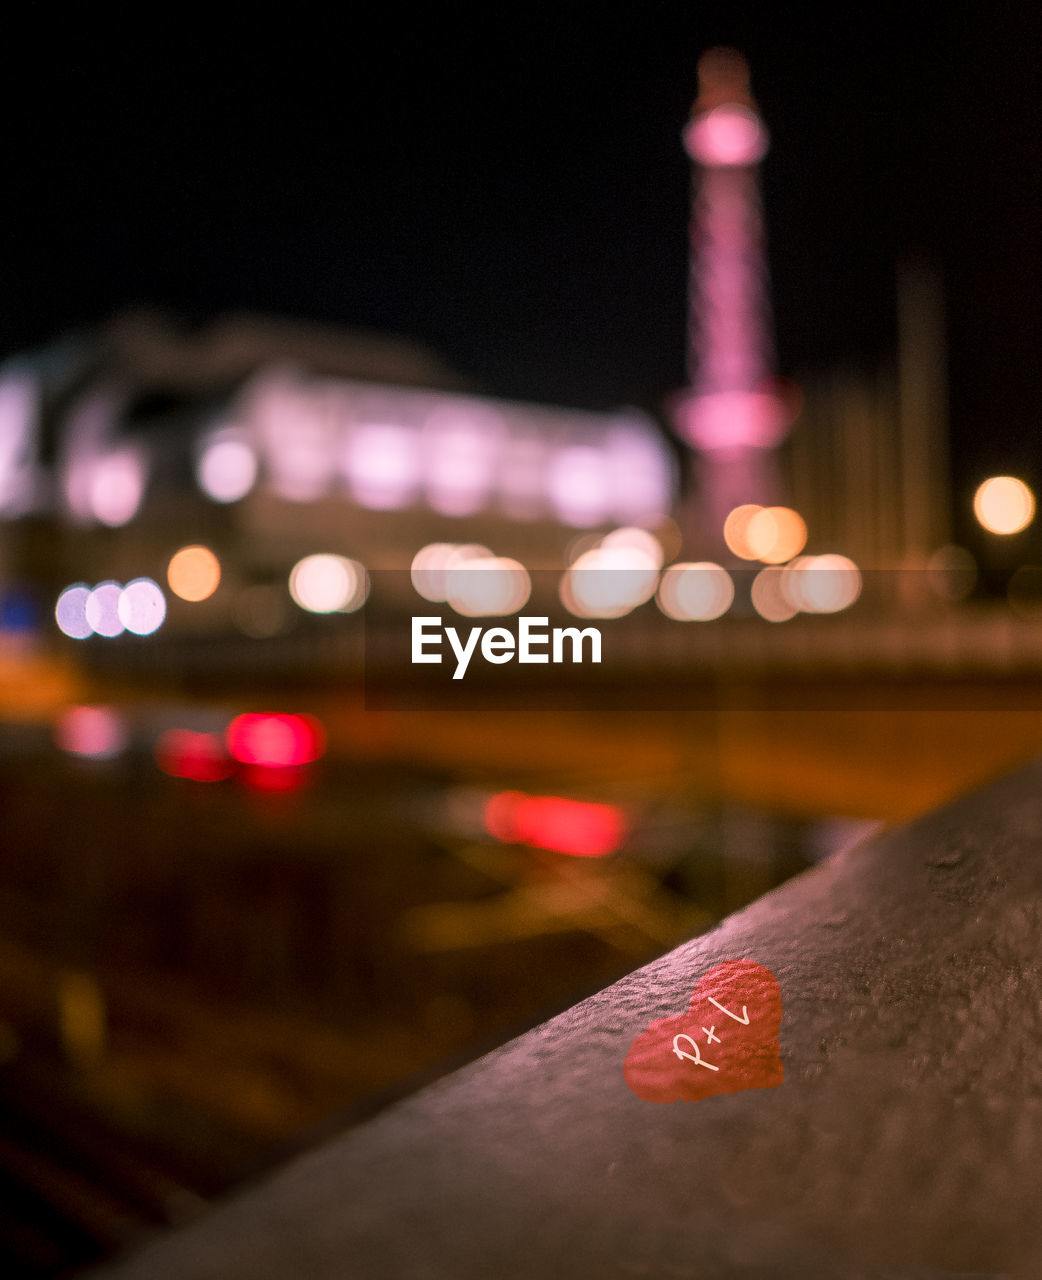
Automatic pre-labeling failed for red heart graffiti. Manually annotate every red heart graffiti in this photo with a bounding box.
[623,958,783,1103]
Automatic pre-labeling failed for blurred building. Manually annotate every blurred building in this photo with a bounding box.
[0,309,676,664]
[672,49,796,555]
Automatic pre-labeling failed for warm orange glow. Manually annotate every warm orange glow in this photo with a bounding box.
[973,476,1035,535]
[745,506,807,564]
[167,545,221,602]
[722,504,763,559]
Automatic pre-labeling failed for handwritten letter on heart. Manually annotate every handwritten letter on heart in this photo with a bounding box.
[623,958,783,1103]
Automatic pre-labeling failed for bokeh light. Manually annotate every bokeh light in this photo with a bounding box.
[117,578,167,636]
[55,706,127,759]
[89,449,145,527]
[722,504,764,559]
[446,557,530,617]
[604,425,674,524]
[548,447,611,527]
[84,582,125,637]
[168,546,221,602]
[750,567,798,622]
[785,554,862,614]
[226,713,326,768]
[744,506,807,564]
[256,384,335,502]
[423,408,499,517]
[55,584,93,640]
[497,434,545,521]
[484,791,626,858]
[599,526,665,568]
[240,765,311,793]
[685,105,768,166]
[561,545,660,619]
[411,544,492,603]
[656,562,734,621]
[197,431,258,503]
[289,554,368,613]
[973,475,1035,535]
[0,588,36,636]
[343,423,420,511]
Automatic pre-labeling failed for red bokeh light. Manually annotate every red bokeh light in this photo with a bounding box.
[225,714,325,768]
[484,791,626,858]
[156,729,234,782]
[239,764,310,793]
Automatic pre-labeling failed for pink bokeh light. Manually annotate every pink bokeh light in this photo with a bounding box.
[343,423,420,511]
[684,106,767,167]
[55,705,127,759]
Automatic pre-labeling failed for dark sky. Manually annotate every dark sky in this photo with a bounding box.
[5,9,1042,498]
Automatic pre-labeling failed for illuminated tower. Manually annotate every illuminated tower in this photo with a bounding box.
[673,49,792,552]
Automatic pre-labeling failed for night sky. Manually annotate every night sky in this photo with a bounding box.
[5,9,1042,509]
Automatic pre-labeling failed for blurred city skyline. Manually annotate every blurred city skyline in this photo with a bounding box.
[5,16,1042,1273]
[4,7,1042,498]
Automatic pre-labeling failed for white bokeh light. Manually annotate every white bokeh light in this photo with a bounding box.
[197,431,258,503]
[85,581,125,637]
[55,584,93,640]
[599,526,665,569]
[446,557,531,617]
[784,555,862,614]
[411,543,492,603]
[289,554,368,613]
[561,545,660,619]
[656,562,734,621]
[117,578,167,635]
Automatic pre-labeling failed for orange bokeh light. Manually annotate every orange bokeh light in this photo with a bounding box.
[722,504,763,560]
[168,545,221,602]
[745,506,808,564]
[973,476,1035,536]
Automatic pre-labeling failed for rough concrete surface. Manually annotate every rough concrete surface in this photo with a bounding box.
[98,759,1042,1279]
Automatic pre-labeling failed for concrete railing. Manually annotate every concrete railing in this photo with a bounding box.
[96,757,1042,1278]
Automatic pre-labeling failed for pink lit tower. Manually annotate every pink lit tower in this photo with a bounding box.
[673,49,795,553]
